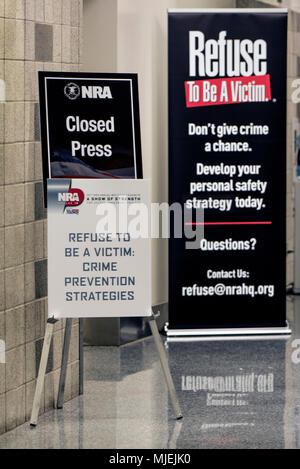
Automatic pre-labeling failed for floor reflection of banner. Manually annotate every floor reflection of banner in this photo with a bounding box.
[168,339,286,449]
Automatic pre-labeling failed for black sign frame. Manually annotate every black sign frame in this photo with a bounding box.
[38,71,143,204]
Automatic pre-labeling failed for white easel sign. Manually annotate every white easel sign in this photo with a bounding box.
[47,179,151,319]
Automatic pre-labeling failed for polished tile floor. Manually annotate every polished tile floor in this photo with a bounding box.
[1,296,300,449]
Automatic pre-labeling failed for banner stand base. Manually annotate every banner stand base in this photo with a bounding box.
[164,322,291,339]
[30,313,182,427]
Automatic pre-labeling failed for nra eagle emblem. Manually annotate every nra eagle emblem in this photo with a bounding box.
[64,82,80,100]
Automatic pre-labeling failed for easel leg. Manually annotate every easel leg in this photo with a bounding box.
[148,315,182,420]
[30,318,57,426]
[79,319,84,395]
[57,318,73,409]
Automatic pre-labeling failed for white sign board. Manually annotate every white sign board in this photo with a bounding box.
[48,179,151,318]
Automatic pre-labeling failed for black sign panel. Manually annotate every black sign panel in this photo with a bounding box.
[168,10,287,330]
[39,72,143,189]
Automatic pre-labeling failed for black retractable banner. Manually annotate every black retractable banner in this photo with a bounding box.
[168,9,288,333]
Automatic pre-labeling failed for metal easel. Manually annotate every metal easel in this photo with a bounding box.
[30,311,182,426]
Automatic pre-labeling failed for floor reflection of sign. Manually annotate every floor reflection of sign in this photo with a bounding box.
[39,72,143,188]
[48,179,151,319]
[168,339,286,449]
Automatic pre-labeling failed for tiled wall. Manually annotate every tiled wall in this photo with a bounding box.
[0,0,83,435]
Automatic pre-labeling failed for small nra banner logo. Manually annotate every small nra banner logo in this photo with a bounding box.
[58,188,84,207]
[185,75,271,107]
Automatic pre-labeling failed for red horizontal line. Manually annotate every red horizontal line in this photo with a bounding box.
[185,221,272,226]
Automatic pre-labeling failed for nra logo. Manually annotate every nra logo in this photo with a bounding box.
[82,85,112,99]
[58,188,84,207]
[64,82,112,100]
